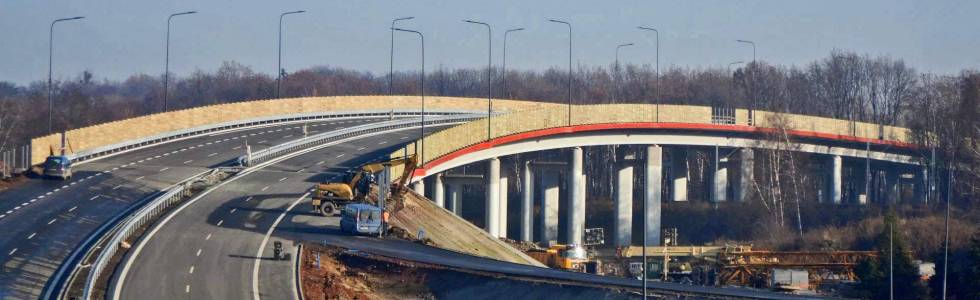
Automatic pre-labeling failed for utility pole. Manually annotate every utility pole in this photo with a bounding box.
[163,11,197,112]
[502,27,524,99]
[637,26,659,122]
[548,19,572,126]
[463,20,493,140]
[48,16,85,134]
[614,43,633,103]
[276,10,306,99]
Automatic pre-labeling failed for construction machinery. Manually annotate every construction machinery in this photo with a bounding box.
[526,244,600,273]
[311,154,417,216]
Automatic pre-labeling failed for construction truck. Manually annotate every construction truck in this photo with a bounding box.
[526,244,601,274]
[311,154,417,216]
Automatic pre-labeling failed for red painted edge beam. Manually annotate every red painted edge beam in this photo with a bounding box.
[412,122,919,177]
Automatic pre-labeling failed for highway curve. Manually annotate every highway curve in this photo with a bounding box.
[116,126,424,299]
[0,117,386,299]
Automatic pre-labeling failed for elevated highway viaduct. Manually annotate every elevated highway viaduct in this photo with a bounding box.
[398,104,923,247]
[0,96,923,299]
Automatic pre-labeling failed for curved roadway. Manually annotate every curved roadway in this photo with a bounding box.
[0,117,386,299]
[118,126,423,299]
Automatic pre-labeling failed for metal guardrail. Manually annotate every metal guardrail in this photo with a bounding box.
[60,109,475,166]
[240,114,486,166]
[80,168,231,299]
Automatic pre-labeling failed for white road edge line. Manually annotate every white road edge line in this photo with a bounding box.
[252,192,309,300]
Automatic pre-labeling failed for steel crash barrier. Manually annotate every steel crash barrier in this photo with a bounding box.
[71,167,232,299]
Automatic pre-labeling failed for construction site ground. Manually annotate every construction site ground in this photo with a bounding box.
[378,189,545,267]
[300,243,642,300]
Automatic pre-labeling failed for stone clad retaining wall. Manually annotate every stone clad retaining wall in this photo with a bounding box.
[30,96,558,164]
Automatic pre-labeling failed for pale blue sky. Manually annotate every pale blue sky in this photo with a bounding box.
[1,0,978,85]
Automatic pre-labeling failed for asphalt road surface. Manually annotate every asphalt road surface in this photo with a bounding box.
[118,128,422,299]
[0,117,387,299]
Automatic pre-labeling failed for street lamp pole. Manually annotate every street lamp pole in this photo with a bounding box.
[277,10,306,99]
[728,61,744,105]
[463,20,493,140]
[164,11,197,112]
[614,43,634,103]
[48,16,85,135]
[736,39,756,125]
[393,28,424,161]
[637,26,659,122]
[502,28,524,99]
[548,19,572,126]
[389,17,414,95]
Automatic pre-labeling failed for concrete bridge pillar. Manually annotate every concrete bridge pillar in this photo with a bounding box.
[521,161,533,242]
[413,180,425,197]
[615,162,634,247]
[886,168,900,204]
[670,147,688,202]
[737,148,754,202]
[486,158,501,237]
[829,155,843,204]
[916,166,929,204]
[539,169,560,244]
[433,173,445,208]
[646,145,663,246]
[711,146,729,203]
[499,176,509,238]
[448,183,462,215]
[566,147,586,245]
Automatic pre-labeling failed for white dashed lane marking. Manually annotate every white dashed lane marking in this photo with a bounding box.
[189,266,195,274]
[184,160,194,164]
[208,153,218,157]
[8,248,17,256]
[135,176,145,180]
[205,233,212,240]
[278,177,287,182]
[89,195,100,201]
[336,154,345,158]
[68,206,77,212]
[196,249,202,256]
[160,167,169,172]
[27,232,36,240]
[48,218,57,225]
[216,220,224,227]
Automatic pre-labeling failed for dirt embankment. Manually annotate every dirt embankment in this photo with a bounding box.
[301,244,641,300]
[385,190,545,267]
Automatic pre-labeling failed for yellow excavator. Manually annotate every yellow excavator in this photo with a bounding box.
[311,154,417,215]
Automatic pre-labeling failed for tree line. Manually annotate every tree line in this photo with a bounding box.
[0,49,977,202]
